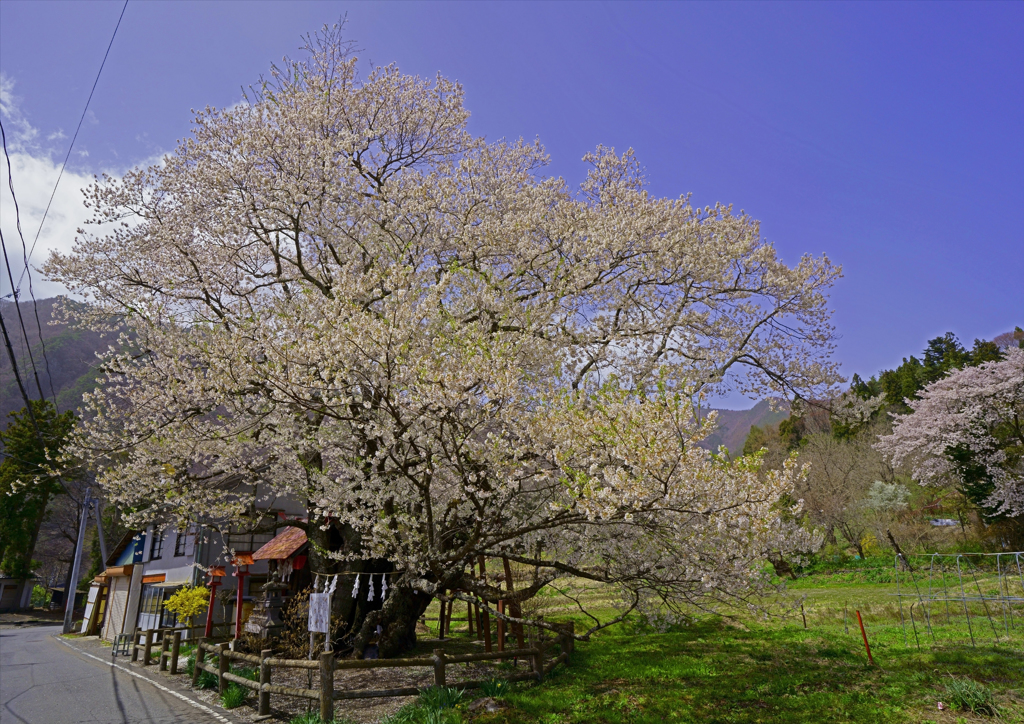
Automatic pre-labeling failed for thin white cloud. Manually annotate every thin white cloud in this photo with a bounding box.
[1,73,163,301]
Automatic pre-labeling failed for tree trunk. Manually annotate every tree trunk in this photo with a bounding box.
[349,581,432,659]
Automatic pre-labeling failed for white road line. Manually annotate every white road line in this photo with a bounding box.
[53,636,232,724]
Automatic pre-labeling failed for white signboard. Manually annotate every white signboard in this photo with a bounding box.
[308,592,330,633]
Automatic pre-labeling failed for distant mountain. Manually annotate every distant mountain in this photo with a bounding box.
[698,399,790,456]
[0,297,110,421]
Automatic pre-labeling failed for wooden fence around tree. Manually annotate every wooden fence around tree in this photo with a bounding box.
[132,622,574,721]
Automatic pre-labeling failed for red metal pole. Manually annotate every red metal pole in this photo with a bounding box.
[234,567,249,640]
[855,610,874,666]
[204,579,221,637]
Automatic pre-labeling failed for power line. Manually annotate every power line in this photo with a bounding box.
[0,224,46,402]
[1,120,59,407]
[0,297,44,441]
[16,0,129,287]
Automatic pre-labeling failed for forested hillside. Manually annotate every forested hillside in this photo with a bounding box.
[700,399,791,455]
[0,297,110,420]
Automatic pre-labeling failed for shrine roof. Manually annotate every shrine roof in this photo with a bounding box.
[252,526,308,560]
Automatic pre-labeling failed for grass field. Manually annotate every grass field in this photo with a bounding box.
[396,570,1024,724]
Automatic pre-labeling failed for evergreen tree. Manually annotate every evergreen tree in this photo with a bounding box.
[0,402,77,578]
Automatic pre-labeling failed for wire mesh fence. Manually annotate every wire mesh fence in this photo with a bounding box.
[892,552,1024,649]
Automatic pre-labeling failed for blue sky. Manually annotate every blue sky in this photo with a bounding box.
[1,1,1021,407]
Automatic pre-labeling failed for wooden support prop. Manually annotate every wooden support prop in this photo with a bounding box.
[497,600,505,652]
[170,630,182,675]
[159,629,171,671]
[433,648,446,688]
[218,642,230,694]
[801,605,807,629]
[502,556,526,650]
[192,637,206,687]
[478,556,493,652]
[319,651,334,723]
[259,649,272,716]
[467,597,474,635]
[855,610,874,666]
[143,630,154,666]
[437,591,446,640]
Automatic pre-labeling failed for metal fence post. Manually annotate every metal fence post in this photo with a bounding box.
[259,649,272,716]
[170,630,182,675]
[217,642,229,695]
[319,651,334,723]
[192,638,206,687]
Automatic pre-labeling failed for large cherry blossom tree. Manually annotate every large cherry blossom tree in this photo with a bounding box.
[45,27,839,655]
[877,346,1024,518]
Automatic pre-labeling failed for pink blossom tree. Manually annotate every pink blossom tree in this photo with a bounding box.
[876,347,1024,517]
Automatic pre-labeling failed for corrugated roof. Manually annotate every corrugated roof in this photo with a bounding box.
[252,526,308,560]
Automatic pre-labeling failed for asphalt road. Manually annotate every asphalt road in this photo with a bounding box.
[0,625,229,724]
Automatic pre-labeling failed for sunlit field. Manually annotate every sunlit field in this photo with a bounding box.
[399,565,1024,724]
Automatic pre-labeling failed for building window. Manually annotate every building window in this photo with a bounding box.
[174,532,187,557]
[150,531,163,560]
[140,585,162,615]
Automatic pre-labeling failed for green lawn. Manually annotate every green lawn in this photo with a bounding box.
[405,573,1024,724]
[480,618,1022,724]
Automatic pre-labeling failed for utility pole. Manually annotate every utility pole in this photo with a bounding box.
[62,488,92,634]
[91,477,107,565]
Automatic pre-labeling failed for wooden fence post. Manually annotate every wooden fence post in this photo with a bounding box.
[319,651,334,723]
[159,629,170,671]
[192,638,206,687]
[467,598,474,635]
[170,630,182,675]
[217,642,229,695]
[131,628,140,662]
[259,649,272,716]
[433,648,446,688]
[558,621,575,660]
[143,629,154,666]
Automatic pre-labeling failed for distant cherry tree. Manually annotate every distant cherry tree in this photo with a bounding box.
[877,347,1024,517]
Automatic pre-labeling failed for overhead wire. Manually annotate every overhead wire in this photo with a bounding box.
[0,220,46,402]
[1,120,59,407]
[15,0,129,288]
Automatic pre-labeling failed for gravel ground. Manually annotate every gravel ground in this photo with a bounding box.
[169,634,537,723]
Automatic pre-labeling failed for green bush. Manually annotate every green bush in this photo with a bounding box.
[418,685,464,711]
[287,713,358,724]
[30,584,50,608]
[422,710,460,724]
[230,665,258,681]
[220,682,248,709]
[195,669,218,690]
[380,706,420,724]
[479,679,511,698]
[945,677,997,716]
